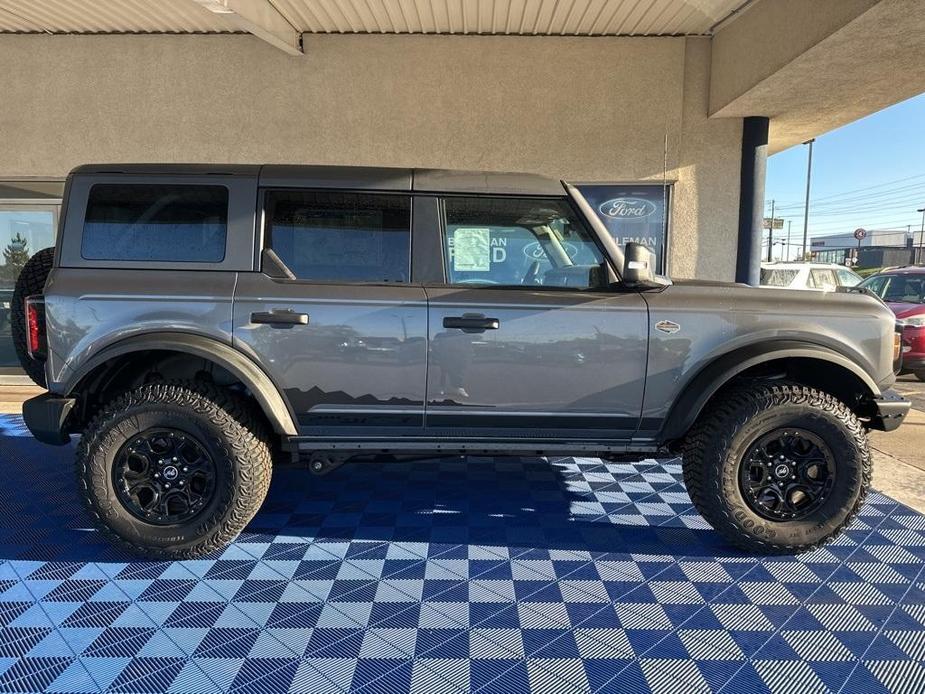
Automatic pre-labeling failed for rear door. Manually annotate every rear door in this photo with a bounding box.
[233,189,428,434]
[422,195,649,441]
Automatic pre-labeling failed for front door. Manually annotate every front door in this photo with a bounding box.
[233,189,427,433]
[425,195,648,440]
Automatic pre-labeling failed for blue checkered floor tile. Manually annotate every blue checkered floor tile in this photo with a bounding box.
[0,413,924,693]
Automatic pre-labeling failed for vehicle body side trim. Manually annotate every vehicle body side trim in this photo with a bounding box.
[61,332,298,435]
[659,340,882,442]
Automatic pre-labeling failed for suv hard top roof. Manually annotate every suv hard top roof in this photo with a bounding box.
[69,164,566,197]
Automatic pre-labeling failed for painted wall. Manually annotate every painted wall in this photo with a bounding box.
[0,33,742,279]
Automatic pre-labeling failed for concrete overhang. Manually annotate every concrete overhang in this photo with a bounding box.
[709,0,925,153]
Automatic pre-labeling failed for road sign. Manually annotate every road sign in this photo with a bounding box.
[854,228,867,241]
[763,217,784,230]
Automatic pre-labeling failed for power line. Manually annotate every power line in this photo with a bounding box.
[780,211,923,225]
[775,195,925,218]
[772,172,925,208]
[774,182,925,211]
[803,218,922,233]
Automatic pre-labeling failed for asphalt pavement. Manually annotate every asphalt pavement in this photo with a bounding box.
[893,373,925,411]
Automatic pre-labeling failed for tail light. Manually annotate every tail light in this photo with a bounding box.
[25,295,46,359]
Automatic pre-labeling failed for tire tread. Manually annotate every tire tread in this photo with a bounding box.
[76,380,272,559]
[681,380,871,554]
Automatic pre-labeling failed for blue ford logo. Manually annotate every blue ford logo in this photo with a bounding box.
[598,197,656,221]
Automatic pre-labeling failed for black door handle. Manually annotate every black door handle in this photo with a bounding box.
[251,309,309,326]
[443,315,500,332]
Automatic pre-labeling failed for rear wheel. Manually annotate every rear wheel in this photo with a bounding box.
[11,246,54,387]
[76,381,272,559]
[682,381,870,554]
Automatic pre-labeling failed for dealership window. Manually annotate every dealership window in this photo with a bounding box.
[577,184,670,274]
[265,190,411,283]
[82,184,228,262]
[441,197,605,289]
[1,181,63,379]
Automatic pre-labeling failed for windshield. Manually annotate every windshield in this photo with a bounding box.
[860,274,925,304]
[760,268,798,287]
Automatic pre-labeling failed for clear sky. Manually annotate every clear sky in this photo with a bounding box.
[764,91,925,259]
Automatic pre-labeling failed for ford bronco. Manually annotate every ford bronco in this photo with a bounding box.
[14,164,910,558]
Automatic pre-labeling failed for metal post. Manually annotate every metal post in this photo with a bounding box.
[736,116,769,284]
[918,207,925,264]
[801,139,815,260]
[766,199,775,262]
[787,220,792,261]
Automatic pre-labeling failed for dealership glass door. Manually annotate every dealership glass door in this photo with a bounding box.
[0,204,58,377]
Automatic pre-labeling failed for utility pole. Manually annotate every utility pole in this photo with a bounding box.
[766,199,775,262]
[787,220,792,261]
[801,139,815,260]
[918,207,925,264]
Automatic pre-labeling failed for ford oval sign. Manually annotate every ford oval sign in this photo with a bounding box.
[598,197,657,221]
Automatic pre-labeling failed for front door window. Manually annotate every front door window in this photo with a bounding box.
[1,207,57,374]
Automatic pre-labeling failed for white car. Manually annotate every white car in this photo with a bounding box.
[759,262,862,291]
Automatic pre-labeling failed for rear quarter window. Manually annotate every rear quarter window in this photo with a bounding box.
[760,268,798,287]
[81,184,228,262]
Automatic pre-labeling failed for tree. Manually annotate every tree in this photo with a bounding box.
[1,232,31,283]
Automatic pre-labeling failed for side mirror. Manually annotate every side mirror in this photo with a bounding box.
[622,242,657,288]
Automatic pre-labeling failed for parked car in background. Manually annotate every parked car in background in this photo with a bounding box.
[860,266,925,380]
[760,262,862,291]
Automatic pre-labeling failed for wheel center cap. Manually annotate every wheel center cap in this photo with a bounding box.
[774,463,790,479]
[162,465,179,481]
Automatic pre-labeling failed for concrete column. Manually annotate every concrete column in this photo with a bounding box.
[735,116,769,285]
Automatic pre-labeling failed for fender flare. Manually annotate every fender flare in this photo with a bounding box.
[63,332,298,436]
[658,340,880,442]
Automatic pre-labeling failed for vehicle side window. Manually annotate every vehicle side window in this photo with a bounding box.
[885,276,925,303]
[441,197,605,289]
[760,268,798,287]
[861,276,887,297]
[835,268,861,287]
[264,190,411,283]
[82,184,228,262]
[809,268,837,291]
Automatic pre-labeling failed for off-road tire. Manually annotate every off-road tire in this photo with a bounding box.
[11,246,54,387]
[76,381,273,559]
[681,381,871,554]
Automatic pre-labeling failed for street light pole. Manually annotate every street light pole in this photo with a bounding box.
[767,199,775,262]
[787,220,792,261]
[918,207,925,264]
[801,139,815,260]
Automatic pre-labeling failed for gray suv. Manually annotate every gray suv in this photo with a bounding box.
[16,164,910,559]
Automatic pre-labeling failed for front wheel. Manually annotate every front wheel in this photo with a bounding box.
[76,381,272,559]
[682,381,871,554]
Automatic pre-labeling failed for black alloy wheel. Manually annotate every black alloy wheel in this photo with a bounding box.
[738,428,835,522]
[112,428,217,525]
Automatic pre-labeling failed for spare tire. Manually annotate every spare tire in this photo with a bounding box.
[11,247,54,387]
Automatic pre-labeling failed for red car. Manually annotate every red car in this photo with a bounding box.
[860,267,925,379]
